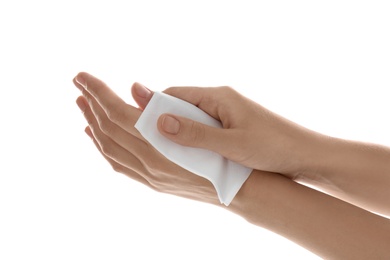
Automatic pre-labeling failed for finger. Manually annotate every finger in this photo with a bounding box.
[76,94,148,154]
[79,96,147,175]
[157,113,241,160]
[84,126,152,188]
[163,86,236,120]
[131,82,153,110]
[74,76,144,139]
[74,72,143,136]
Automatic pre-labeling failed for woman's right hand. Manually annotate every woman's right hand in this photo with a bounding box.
[155,86,323,180]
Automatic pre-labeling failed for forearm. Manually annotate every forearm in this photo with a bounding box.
[301,134,390,216]
[229,170,390,259]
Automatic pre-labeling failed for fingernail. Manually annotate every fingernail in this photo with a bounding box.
[76,75,86,87]
[135,83,151,98]
[162,115,180,134]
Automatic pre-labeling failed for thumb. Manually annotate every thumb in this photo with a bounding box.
[157,114,228,154]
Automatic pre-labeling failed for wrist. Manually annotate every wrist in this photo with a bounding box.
[228,170,291,225]
[291,127,344,185]
[284,126,328,182]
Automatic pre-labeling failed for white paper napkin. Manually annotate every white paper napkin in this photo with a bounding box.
[134,92,252,206]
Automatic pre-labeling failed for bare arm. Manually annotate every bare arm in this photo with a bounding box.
[158,87,390,216]
[73,72,390,259]
[302,135,390,216]
[230,170,390,259]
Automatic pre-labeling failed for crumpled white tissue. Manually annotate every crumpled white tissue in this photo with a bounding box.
[134,92,252,206]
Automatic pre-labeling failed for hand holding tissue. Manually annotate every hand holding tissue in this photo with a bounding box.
[135,92,252,206]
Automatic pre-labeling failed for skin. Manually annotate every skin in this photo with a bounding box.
[73,72,390,259]
[159,86,390,216]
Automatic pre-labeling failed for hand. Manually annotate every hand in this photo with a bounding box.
[157,87,322,179]
[154,86,390,216]
[73,72,219,205]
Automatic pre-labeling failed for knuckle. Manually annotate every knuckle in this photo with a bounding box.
[163,86,178,95]
[189,121,205,145]
[100,143,115,158]
[106,105,126,124]
[144,157,158,173]
[106,109,119,122]
[139,154,153,170]
[218,86,236,95]
[147,175,169,194]
[148,182,163,193]
[87,123,99,136]
[219,85,232,90]
[98,118,114,136]
[111,163,124,173]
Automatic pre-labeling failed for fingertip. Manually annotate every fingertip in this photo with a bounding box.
[73,77,83,91]
[84,126,93,139]
[159,114,180,135]
[131,82,153,109]
[133,82,152,98]
[75,72,89,86]
[76,96,88,112]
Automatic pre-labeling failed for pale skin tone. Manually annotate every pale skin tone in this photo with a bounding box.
[74,72,390,259]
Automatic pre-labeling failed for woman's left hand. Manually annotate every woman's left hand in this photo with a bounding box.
[73,72,219,205]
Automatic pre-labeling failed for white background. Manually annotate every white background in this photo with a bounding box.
[1,1,389,259]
